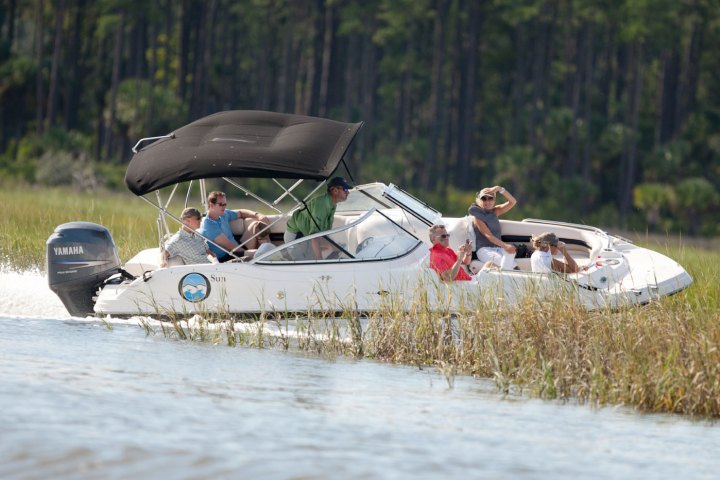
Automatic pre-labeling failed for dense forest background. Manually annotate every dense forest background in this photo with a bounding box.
[0,0,718,235]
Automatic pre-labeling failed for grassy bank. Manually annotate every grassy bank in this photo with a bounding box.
[3,184,719,416]
[1,185,160,270]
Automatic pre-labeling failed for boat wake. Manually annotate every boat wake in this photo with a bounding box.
[0,269,72,320]
[0,268,360,344]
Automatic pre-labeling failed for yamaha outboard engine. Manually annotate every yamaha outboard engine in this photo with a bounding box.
[47,222,121,317]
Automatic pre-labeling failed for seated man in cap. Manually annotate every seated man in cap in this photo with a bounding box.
[284,176,352,259]
[162,207,215,266]
[530,232,584,274]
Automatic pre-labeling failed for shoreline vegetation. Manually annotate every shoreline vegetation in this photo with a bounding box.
[3,184,719,417]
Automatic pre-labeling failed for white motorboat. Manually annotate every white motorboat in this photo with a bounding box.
[47,111,693,317]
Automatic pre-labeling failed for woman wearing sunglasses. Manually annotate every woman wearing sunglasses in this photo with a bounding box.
[468,185,518,270]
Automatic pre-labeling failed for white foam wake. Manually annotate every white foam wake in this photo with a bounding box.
[0,269,71,319]
[0,269,360,343]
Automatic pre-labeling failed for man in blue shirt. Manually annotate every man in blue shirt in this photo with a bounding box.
[199,191,269,262]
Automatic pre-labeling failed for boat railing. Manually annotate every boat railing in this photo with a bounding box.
[521,218,607,235]
[132,134,175,153]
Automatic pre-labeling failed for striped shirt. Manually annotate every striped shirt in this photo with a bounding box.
[165,229,211,264]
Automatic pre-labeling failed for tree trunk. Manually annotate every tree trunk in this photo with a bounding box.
[6,0,17,50]
[177,0,191,102]
[132,18,145,135]
[677,17,704,135]
[217,0,231,110]
[656,49,679,146]
[509,27,526,146]
[199,0,216,115]
[529,1,552,153]
[255,5,270,111]
[64,0,86,131]
[342,33,359,121]
[598,27,614,120]
[146,20,157,135]
[93,34,105,161]
[230,26,240,109]
[394,67,407,145]
[317,2,334,118]
[104,11,125,162]
[442,28,460,198]
[613,45,626,123]
[566,28,582,176]
[189,3,205,119]
[423,0,447,190]
[278,24,292,113]
[308,0,325,116]
[163,0,173,88]
[35,0,45,135]
[619,42,644,221]
[358,29,376,162]
[456,0,480,189]
[45,0,65,129]
[296,46,309,115]
[581,23,595,213]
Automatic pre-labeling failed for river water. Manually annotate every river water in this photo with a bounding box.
[1,270,718,479]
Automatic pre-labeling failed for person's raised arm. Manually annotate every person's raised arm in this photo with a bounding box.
[551,241,580,273]
[493,186,517,216]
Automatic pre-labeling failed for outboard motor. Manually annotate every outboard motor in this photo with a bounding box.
[47,222,121,317]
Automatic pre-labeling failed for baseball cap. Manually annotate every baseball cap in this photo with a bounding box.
[327,176,352,191]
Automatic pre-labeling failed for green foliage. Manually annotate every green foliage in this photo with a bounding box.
[540,107,574,156]
[111,79,188,140]
[0,0,719,239]
[671,178,720,236]
[1,128,103,189]
[642,142,689,181]
[0,55,36,97]
[633,183,675,230]
[675,177,719,210]
[492,146,544,199]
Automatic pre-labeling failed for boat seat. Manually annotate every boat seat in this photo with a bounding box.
[515,258,532,271]
[167,256,186,267]
[229,214,289,247]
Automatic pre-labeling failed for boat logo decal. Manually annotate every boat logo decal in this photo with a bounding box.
[179,273,211,303]
[53,245,85,255]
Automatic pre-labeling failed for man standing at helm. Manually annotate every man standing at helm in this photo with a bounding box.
[284,176,352,259]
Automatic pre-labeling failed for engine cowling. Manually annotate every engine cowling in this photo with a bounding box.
[47,222,121,317]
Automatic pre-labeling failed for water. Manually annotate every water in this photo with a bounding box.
[1,270,718,479]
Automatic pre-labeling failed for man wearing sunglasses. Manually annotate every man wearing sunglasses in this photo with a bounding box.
[199,191,269,262]
[469,185,518,270]
[428,224,474,281]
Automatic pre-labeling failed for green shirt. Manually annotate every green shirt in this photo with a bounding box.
[286,193,336,235]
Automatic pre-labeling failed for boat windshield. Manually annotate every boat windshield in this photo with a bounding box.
[254,209,422,263]
[337,182,440,226]
[336,183,392,213]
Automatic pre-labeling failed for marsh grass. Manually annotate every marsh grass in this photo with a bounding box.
[1,184,159,269]
[4,184,720,416]
[132,247,720,416]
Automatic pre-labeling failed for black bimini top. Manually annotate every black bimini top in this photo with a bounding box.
[124,110,363,196]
